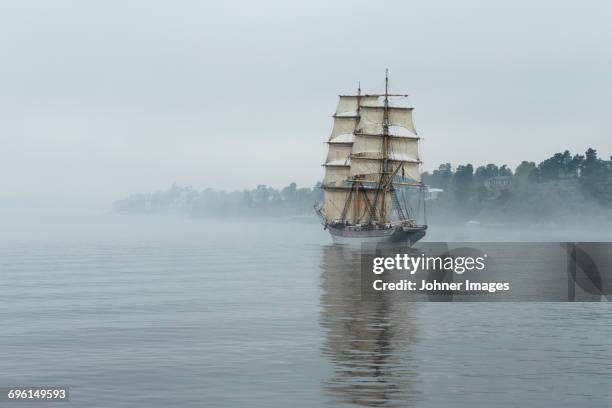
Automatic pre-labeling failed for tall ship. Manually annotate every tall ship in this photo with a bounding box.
[315,71,428,245]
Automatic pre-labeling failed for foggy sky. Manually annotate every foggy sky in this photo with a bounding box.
[1,0,611,205]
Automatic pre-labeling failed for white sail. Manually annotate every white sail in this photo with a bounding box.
[389,137,419,160]
[352,134,382,156]
[350,157,421,182]
[323,189,352,221]
[352,134,419,160]
[323,188,392,223]
[335,95,378,115]
[323,166,350,186]
[330,117,358,140]
[357,106,416,135]
[330,133,353,143]
[348,157,380,181]
[325,144,352,166]
[351,189,393,224]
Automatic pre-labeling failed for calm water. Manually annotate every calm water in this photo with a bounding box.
[2,209,612,407]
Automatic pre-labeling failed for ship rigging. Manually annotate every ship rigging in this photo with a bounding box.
[315,70,428,245]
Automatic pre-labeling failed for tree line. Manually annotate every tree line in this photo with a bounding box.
[113,182,324,217]
[114,147,612,225]
[422,148,612,224]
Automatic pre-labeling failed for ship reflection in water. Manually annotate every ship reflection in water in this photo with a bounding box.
[319,245,419,407]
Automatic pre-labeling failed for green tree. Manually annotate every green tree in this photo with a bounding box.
[427,163,453,189]
[513,161,536,190]
[452,164,474,207]
[580,148,608,202]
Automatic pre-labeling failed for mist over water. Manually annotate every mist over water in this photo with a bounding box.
[3,208,612,407]
[2,0,611,405]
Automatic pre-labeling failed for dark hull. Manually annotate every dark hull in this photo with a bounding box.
[327,224,427,246]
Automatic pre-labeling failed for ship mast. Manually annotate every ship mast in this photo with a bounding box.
[366,69,393,225]
[353,82,362,223]
[339,81,362,224]
[380,69,391,222]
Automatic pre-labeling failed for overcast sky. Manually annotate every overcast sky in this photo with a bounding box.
[1,0,611,205]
